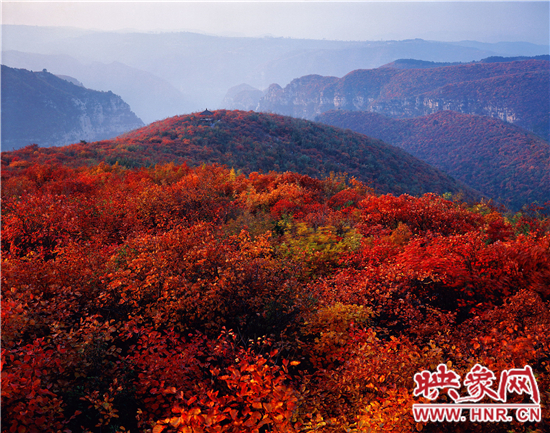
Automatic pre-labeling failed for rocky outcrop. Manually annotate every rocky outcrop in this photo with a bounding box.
[256,59,549,139]
[1,65,144,150]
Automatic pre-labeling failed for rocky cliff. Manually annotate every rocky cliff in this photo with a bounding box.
[1,65,145,150]
[257,59,549,139]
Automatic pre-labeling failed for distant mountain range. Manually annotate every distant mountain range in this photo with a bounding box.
[255,58,550,140]
[1,65,144,150]
[379,55,549,70]
[1,110,480,201]
[316,110,549,210]
[3,25,548,122]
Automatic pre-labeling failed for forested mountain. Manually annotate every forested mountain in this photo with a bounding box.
[1,109,480,200]
[257,59,550,140]
[1,65,144,150]
[3,25,550,433]
[316,110,549,210]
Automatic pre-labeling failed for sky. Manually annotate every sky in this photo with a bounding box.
[2,1,549,45]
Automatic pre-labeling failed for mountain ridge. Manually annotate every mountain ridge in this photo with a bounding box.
[2,50,191,123]
[1,65,144,150]
[4,25,548,118]
[255,59,550,140]
[1,109,481,201]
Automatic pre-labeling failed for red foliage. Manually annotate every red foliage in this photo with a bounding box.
[2,160,549,432]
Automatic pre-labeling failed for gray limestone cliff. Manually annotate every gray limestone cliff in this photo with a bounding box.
[256,60,549,139]
[1,65,145,150]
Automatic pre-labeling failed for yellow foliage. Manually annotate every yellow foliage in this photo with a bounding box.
[278,222,362,277]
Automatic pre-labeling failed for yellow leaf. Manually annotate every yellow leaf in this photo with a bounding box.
[189,407,202,417]
[170,417,182,428]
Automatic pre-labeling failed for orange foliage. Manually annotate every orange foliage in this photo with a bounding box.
[2,161,549,432]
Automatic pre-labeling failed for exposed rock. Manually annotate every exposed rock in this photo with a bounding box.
[257,59,549,139]
[1,65,144,150]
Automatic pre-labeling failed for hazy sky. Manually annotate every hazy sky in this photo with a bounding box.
[2,1,549,45]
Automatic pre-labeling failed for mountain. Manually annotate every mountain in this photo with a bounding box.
[221,84,264,111]
[316,110,549,210]
[54,74,84,86]
[256,59,550,140]
[3,25,548,119]
[1,109,480,200]
[379,55,550,70]
[2,50,191,124]
[1,65,144,150]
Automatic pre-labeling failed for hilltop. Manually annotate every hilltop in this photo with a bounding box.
[316,110,549,210]
[1,109,480,200]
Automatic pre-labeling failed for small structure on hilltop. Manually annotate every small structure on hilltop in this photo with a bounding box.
[199,109,214,123]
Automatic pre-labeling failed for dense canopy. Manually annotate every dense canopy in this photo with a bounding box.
[2,155,549,432]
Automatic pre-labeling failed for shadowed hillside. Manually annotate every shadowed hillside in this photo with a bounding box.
[317,110,549,210]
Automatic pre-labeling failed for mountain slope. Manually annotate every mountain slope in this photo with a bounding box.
[1,65,144,151]
[1,65,145,151]
[1,110,480,200]
[2,50,191,124]
[257,59,550,140]
[316,110,549,210]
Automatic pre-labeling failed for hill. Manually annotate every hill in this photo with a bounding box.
[316,110,549,210]
[221,83,264,111]
[1,109,480,200]
[1,65,144,150]
[257,59,550,140]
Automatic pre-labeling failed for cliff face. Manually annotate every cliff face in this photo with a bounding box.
[256,60,549,139]
[1,65,145,150]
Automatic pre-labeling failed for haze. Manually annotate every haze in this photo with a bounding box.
[3,1,549,45]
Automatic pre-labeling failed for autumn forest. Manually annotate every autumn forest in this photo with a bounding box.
[2,106,550,432]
